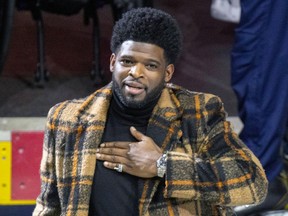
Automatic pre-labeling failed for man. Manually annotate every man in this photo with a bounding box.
[33,7,267,216]
[231,0,288,215]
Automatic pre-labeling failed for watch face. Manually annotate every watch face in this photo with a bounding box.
[158,159,164,167]
[157,154,167,167]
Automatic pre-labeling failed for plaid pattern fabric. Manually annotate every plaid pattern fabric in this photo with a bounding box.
[33,82,267,216]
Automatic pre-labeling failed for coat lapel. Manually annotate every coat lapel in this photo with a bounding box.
[67,83,113,214]
[138,88,183,215]
[79,83,113,159]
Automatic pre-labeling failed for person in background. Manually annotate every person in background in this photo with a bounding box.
[33,7,267,216]
[231,0,288,215]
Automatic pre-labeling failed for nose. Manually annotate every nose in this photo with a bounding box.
[129,64,144,78]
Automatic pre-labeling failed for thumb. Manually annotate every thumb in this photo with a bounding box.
[130,126,145,141]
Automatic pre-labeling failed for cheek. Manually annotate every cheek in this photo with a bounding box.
[113,69,127,82]
[147,74,165,89]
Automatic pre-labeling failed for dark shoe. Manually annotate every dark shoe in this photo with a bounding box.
[234,171,288,216]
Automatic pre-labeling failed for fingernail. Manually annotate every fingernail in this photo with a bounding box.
[96,153,100,158]
[96,149,99,152]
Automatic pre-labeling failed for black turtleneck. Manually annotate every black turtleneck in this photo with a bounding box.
[89,91,159,216]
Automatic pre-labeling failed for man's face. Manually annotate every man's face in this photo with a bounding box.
[110,41,174,108]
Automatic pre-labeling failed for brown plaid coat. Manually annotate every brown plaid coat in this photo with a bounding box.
[33,82,267,216]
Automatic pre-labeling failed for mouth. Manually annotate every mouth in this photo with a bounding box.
[124,81,146,95]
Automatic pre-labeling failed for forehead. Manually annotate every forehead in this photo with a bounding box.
[117,40,165,60]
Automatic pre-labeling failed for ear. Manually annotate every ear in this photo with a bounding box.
[110,53,116,73]
[164,64,174,82]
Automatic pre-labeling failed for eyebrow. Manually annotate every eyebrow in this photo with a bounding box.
[119,55,133,59]
[119,55,161,65]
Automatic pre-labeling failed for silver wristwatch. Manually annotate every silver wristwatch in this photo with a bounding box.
[156,153,167,178]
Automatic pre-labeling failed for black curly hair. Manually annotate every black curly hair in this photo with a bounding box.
[110,7,182,64]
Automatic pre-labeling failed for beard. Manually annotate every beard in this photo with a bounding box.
[112,76,165,109]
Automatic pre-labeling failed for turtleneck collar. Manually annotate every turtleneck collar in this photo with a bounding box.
[110,89,160,126]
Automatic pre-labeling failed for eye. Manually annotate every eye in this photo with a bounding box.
[146,64,158,70]
[120,59,134,66]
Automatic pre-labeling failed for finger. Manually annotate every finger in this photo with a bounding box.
[96,153,131,166]
[103,161,133,172]
[96,152,118,161]
[103,162,126,173]
[97,147,128,157]
[130,126,146,141]
[100,141,131,149]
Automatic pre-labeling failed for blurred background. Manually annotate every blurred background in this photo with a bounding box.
[0,0,238,117]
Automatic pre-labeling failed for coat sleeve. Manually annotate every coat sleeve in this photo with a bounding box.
[164,94,268,206]
[33,106,61,216]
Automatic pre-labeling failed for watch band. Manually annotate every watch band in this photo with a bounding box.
[156,153,167,178]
